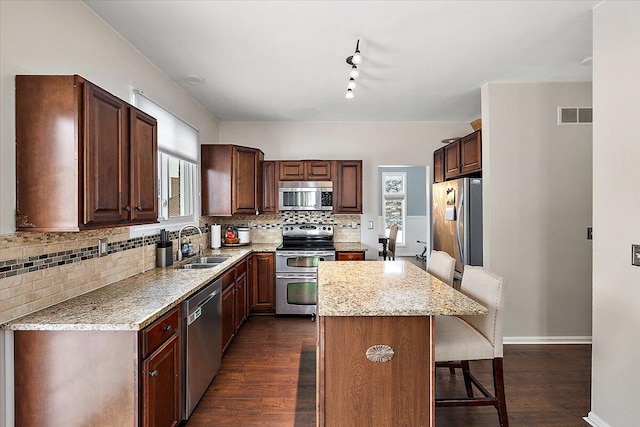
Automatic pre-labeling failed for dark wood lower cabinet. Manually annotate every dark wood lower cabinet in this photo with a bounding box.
[142,334,181,427]
[250,252,276,313]
[336,251,365,261]
[221,258,249,354]
[14,306,182,427]
[221,269,236,354]
[234,270,248,333]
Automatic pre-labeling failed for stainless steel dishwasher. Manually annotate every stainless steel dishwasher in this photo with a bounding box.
[183,277,222,419]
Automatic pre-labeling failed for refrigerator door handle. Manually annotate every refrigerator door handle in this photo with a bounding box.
[456,192,464,265]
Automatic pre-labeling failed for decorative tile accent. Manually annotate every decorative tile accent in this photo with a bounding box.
[0,227,207,280]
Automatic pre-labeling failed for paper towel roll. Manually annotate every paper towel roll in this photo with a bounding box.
[211,224,221,249]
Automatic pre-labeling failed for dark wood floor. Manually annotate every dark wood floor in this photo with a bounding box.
[186,316,591,427]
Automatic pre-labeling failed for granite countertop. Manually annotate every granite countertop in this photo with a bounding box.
[334,242,368,252]
[2,244,279,332]
[317,261,488,317]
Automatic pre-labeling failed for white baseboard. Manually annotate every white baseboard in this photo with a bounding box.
[584,411,613,427]
[504,336,592,344]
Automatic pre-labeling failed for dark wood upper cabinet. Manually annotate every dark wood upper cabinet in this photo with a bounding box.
[433,147,445,183]
[444,140,461,179]
[130,107,159,222]
[201,144,264,216]
[460,130,482,175]
[334,160,363,214]
[261,160,278,214]
[439,130,482,181]
[15,75,158,231]
[279,160,305,180]
[83,82,130,226]
[279,160,332,181]
[305,160,332,180]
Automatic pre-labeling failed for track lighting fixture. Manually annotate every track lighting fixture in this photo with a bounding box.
[345,39,362,99]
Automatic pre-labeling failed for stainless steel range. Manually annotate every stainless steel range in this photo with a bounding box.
[276,223,336,316]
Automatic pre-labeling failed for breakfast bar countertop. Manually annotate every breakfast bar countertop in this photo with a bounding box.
[1,244,279,332]
[317,260,487,317]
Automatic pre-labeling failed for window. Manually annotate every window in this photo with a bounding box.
[130,91,200,235]
[158,153,197,222]
[382,172,406,245]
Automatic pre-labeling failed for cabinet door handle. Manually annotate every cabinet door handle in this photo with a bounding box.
[123,205,131,212]
[149,370,158,377]
[163,325,172,332]
[135,205,142,211]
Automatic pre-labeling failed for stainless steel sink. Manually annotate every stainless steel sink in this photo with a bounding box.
[189,256,231,264]
[179,264,218,269]
[177,256,231,269]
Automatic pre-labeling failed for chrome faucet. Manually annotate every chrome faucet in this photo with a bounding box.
[177,224,203,261]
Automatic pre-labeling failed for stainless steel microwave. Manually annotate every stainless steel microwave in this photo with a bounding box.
[278,181,333,211]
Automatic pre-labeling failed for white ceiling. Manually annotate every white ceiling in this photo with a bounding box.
[84,0,598,122]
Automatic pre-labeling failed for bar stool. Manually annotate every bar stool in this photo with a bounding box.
[435,266,509,426]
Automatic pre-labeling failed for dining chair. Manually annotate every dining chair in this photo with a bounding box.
[386,224,398,260]
[435,266,508,427]
[426,250,455,286]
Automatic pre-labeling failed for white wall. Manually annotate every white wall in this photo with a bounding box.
[482,82,593,341]
[219,121,472,259]
[589,2,640,426]
[0,2,220,426]
[0,0,220,236]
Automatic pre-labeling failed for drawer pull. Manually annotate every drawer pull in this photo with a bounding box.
[149,370,159,377]
[163,325,172,332]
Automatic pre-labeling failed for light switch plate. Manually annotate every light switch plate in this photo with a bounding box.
[368,221,374,229]
[98,238,108,257]
[632,244,640,267]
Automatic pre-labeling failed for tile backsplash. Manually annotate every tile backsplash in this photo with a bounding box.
[0,212,360,324]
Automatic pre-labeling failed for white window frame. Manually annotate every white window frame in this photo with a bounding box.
[381,171,406,246]
[130,153,200,238]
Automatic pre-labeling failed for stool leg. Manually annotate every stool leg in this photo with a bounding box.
[493,358,509,427]
[461,360,474,397]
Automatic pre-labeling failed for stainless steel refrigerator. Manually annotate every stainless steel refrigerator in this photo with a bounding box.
[432,178,483,279]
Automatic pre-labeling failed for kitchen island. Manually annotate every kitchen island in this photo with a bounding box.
[316,261,487,426]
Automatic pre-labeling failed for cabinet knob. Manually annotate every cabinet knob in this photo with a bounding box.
[135,205,142,211]
[149,370,158,377]
[163,325,172,332]
[123,205,131,212]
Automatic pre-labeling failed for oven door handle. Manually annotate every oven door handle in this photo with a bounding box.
[276,252,335,257]
[276,274,318,280]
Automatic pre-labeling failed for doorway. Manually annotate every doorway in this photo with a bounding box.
[377,166,430,258]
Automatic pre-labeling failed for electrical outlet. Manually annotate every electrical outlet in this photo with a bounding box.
[98,238,108,257]
[632,245,640,267]
[351,221,358,229]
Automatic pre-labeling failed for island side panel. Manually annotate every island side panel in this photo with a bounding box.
[318,316,434,426]
[15,330,139,427]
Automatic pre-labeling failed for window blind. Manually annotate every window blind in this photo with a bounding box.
[133,90,199,163]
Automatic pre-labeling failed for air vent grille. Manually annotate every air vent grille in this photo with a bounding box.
[558,107,593,125]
